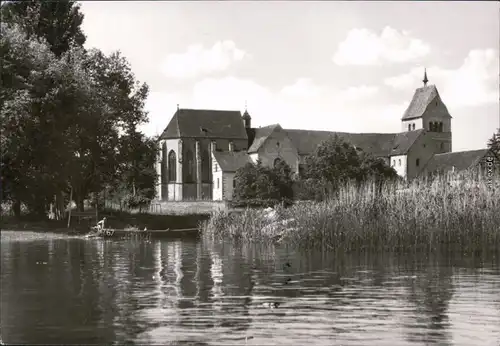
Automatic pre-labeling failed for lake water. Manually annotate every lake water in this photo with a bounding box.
[1,231,499,346]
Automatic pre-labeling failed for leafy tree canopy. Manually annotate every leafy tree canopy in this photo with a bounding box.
[1,1,157,217]
[233,159,294,207]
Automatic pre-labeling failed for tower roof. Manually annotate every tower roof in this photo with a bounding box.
[401,84,439,121]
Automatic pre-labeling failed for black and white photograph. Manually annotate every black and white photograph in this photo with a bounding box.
[1,1,499,345]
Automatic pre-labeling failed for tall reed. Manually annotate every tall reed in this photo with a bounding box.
[201,171,500,252]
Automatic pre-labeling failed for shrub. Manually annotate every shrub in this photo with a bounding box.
[232,160,294,207]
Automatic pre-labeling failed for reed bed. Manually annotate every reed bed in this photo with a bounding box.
[201,171,500,252]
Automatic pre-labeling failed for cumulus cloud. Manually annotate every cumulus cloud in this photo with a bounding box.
[190,77,390,132]
[333,26,430,66]
[384,49,499,108]
[161,40,247,79]
[141,76,406,138]
[280,78,323,99]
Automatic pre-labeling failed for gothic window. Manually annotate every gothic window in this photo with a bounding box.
[168,150,176,182]
[185,149,195,182]
[201,149,210,182]
[161,143,167,184]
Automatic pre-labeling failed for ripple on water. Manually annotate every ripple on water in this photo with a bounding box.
[1,236,499,346]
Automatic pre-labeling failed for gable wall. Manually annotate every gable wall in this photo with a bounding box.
[257,128,299,173]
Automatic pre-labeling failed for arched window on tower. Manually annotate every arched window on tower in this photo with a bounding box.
[408,124,411,131]
[412,123,416,130]
[438,122,443,132]
[185,149,195,182]
[168,150,176,182]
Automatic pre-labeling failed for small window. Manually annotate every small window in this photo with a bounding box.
[392,160,396,167]
[276,141,280,148]
[408,124,411,131]
[398,159,401,166]
[416,158,420,167]
[233,179,236,188]
[423,144,426,148]
[440,143,444,150]
[217,178,219,189]
[412,123,415,130]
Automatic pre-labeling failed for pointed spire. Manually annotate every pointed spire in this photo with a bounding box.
[422,68,429,87]
[244,99,248,112]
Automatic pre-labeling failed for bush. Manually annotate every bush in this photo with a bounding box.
[232,160,294,207]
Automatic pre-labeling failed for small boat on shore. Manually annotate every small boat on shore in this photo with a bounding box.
[85,226,199,239]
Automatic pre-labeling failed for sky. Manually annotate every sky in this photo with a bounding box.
[80,1,499,152]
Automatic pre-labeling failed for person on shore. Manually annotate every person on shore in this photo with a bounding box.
[96,217,107,235]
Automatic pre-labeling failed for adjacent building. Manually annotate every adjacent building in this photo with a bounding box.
[155,71,492,201]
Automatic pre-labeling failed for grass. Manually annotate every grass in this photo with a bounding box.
[1,208,209,234]
[201,171,500,253]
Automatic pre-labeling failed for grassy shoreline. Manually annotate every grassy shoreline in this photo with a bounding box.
[1,209,210,235]
[201,173,500,252]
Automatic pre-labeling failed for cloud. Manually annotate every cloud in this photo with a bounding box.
[161,40,248,79]
[190,77,391,133]
[280,78,323,99]
[333,26,430,66]
[384,48,499,108]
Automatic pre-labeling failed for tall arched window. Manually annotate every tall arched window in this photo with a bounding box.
[201,149,210,183]
[168,150,176,182]
[161,143,167,184]
[185,149,195,182]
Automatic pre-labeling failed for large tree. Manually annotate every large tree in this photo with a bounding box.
[1,7,156,217]
[300,135,399,199]
[1,0,86,57]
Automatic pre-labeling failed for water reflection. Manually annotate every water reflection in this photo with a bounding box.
[1,231,499,346]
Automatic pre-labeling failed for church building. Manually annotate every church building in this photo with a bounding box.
[155,71,493,201]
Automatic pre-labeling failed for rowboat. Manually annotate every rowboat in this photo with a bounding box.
[84,227,199,239]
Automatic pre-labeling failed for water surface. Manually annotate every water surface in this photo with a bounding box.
[1,231,499,345]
